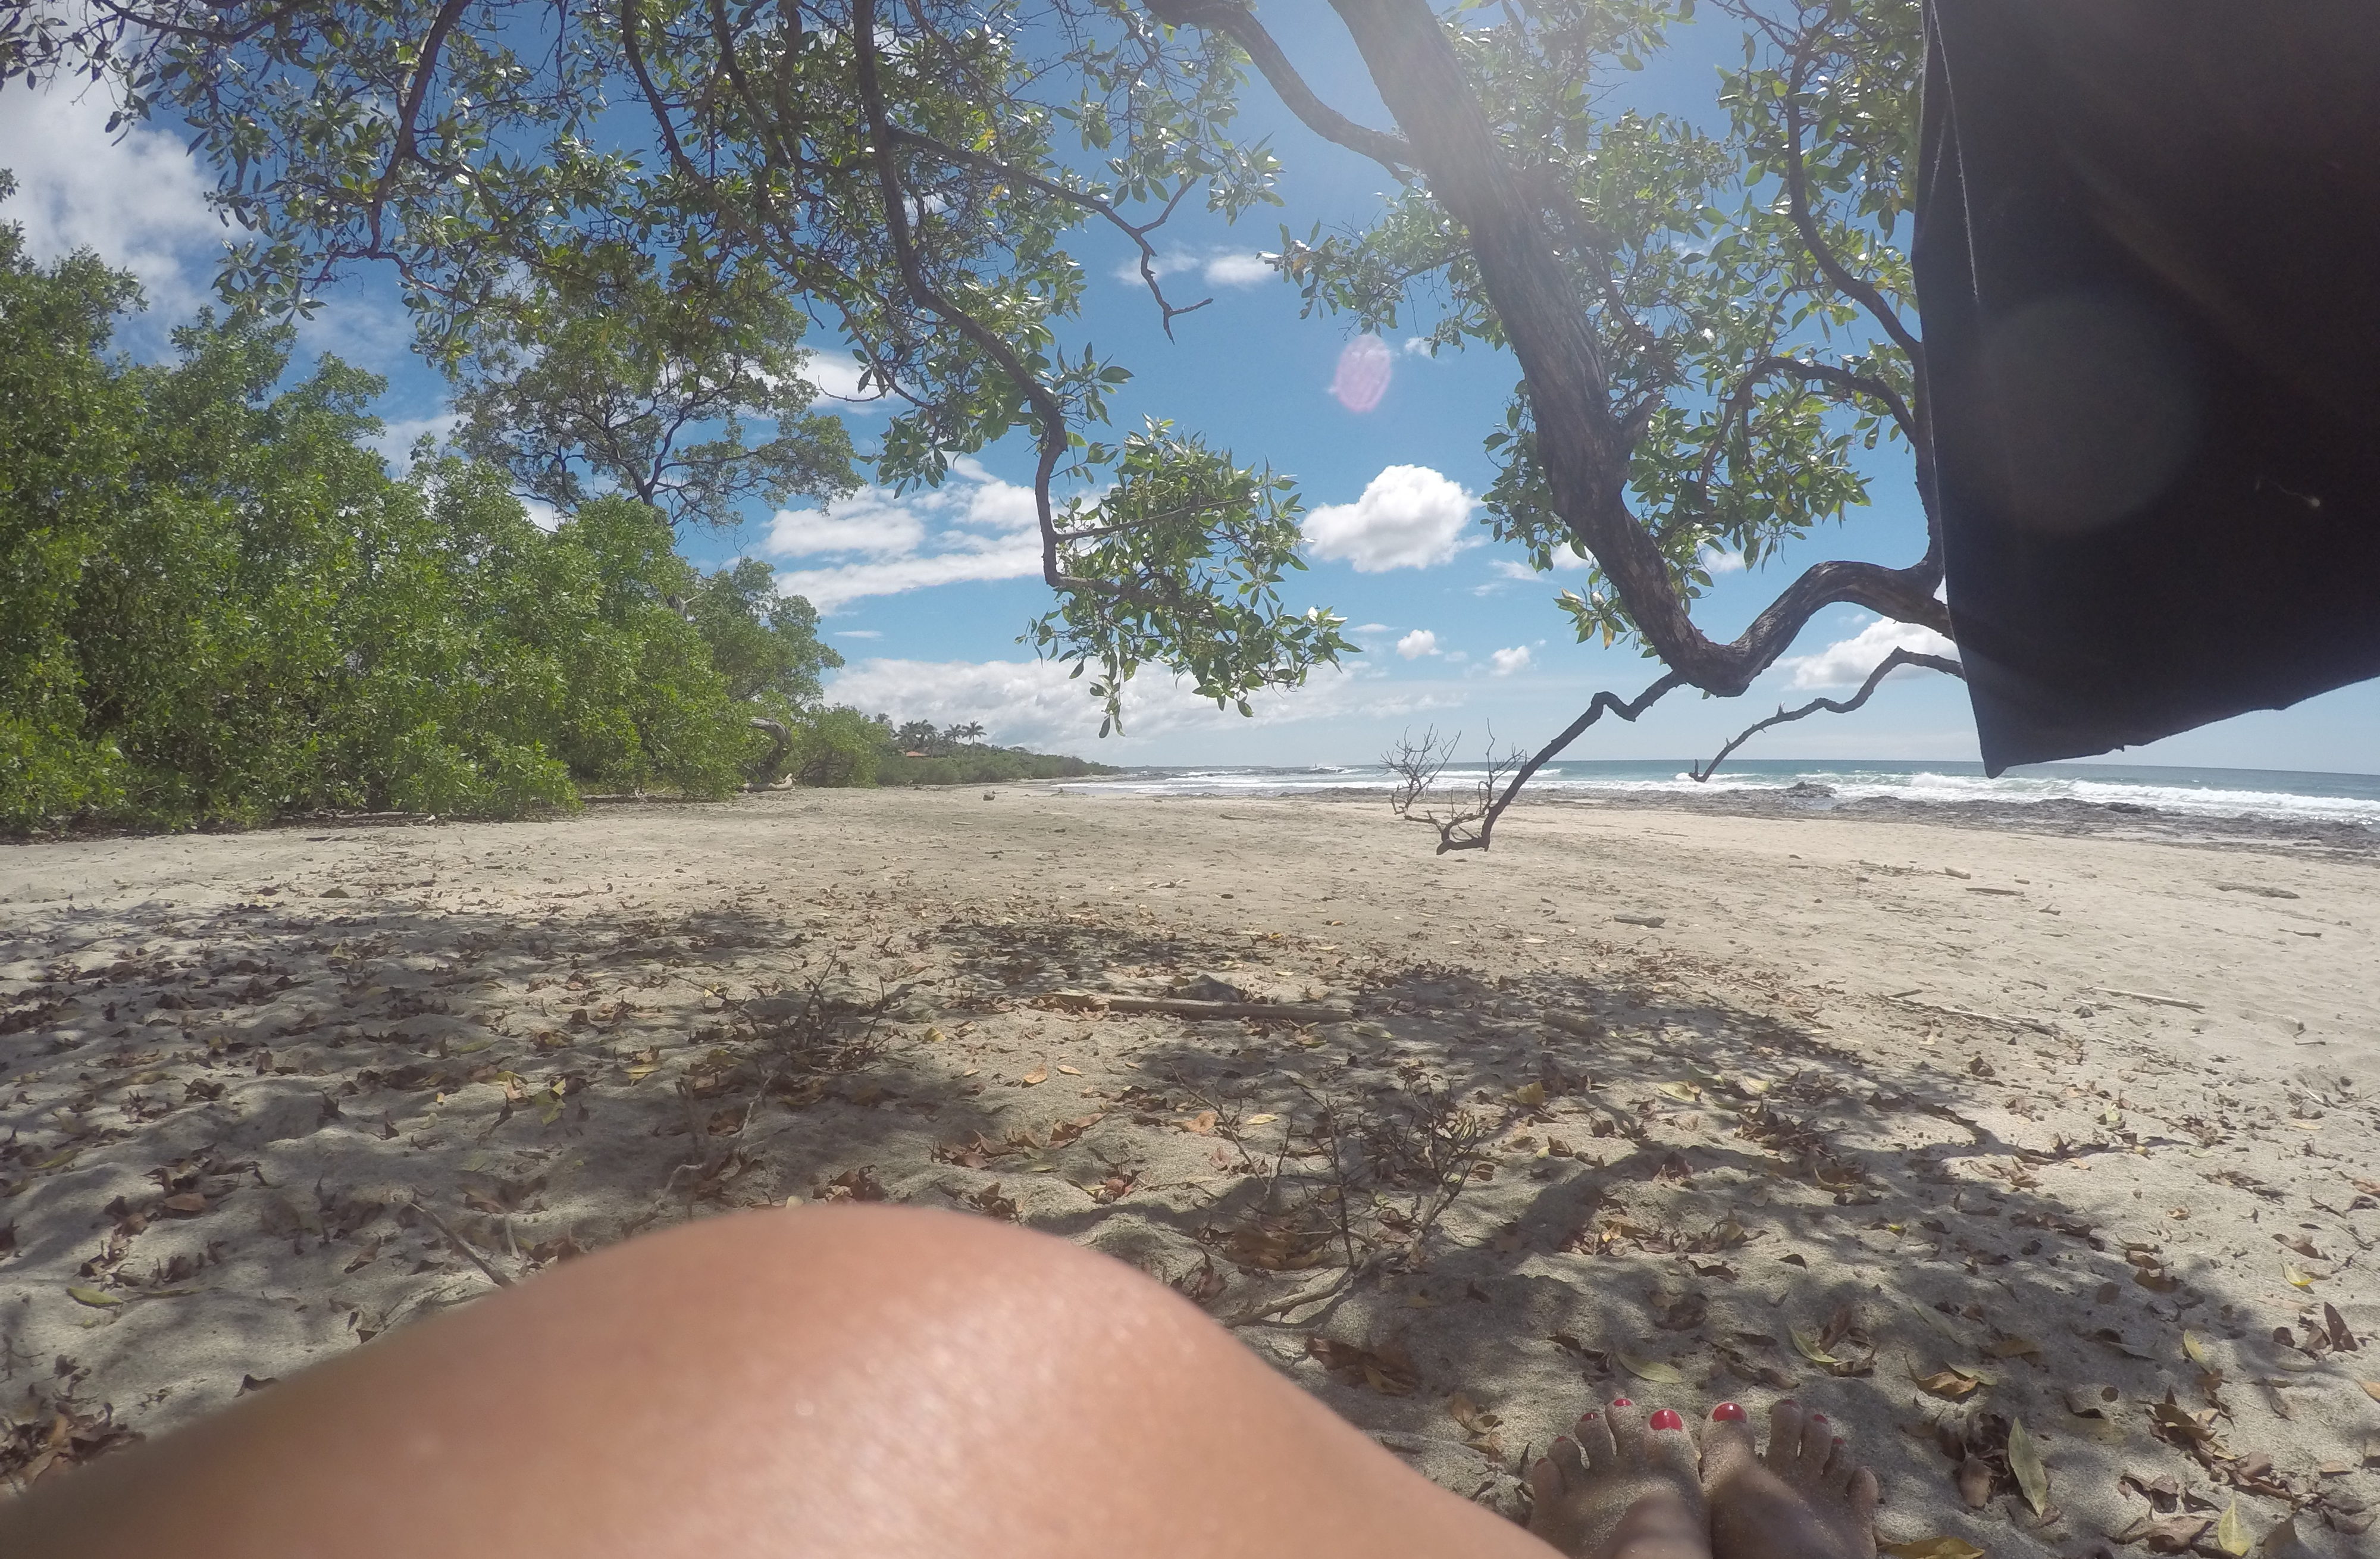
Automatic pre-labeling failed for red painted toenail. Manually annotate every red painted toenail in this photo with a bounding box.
[1712,1402,1748,1422]
[1609,1397,1633,1408]
[1651,1409,1685,1431]
[1581,1412,1601,1422]
[1833,1436,1845,1447]
[1810,1413,1828,1424]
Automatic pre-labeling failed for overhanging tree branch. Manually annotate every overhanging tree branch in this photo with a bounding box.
[885,126,1213,336]
[1690,648,1964,781]
[1143,0,1413,174]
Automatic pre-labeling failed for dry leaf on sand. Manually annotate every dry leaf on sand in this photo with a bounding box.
[1879,1541,1984,1559]
[2006,1416,2049,1515]
[1617,1351,1687,1384]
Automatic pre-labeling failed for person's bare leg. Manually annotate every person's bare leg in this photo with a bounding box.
[0,1205,1565,1559]
[1524,1398,1709,1559]
[1701,1400,1880,1559]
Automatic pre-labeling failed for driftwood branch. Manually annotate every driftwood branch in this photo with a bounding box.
[1391,673,1686,854]
[1689,649,1962,782]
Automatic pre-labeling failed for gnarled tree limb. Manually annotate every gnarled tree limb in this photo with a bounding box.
[1689,648,1963,782]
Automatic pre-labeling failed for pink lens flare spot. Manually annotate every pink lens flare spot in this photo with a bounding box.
[1650,1409,1686,1431]
[1329,333,1393,412]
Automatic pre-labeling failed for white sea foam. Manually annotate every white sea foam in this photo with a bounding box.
[1057,762,2380,829]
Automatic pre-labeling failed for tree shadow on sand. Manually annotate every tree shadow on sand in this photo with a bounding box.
[5,907,2373,1554]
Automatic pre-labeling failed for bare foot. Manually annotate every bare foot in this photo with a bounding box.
[1525,1398,1710,1559]
[1701,1400,1879,1559]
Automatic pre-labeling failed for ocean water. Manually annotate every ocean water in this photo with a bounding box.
[1054,759,2380,831]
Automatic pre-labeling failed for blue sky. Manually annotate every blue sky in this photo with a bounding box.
[7,10,2378,774]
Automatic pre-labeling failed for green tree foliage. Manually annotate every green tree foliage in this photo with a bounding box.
[0,216,851,831]
[450,258,859,530]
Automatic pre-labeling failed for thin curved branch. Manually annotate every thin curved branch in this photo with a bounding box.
[1690,649,1963,781]
[1146,0,1412,174]
[884,126,1214,336]
[708,0,798,178]
[1778,40,1922,364]
[368,0,472,252]
[1758,354,1915,443]
[1404,672,1686,854]
[850,0,1076,591]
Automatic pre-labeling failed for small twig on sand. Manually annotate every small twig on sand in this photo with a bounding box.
[406,1192,515,1288]
[1885,995,2058,1034]
[2090,986,2205,1013]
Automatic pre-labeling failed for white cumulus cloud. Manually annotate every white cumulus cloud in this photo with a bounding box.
[1395,629,1439,660]
[1302,465,1477,572]
[1775,617,1956,690]
[763,458,1044,611]
[1489,646,1533,675]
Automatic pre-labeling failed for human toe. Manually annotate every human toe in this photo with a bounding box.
[1764,1400,1808,1473]
[1699,1400,1756,1476]
[1645,1408,1701,1480]
[1797,1414,1836,1479]
[1605,1398,1652,1463]
[1573,1408,1618,1469]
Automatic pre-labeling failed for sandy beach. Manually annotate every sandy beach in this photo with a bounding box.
[2,787,2375,1554]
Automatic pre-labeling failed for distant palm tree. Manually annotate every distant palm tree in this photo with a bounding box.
[947,721,987,747]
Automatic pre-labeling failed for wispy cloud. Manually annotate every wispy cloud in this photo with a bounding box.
[1489,645,1533,675]
[1111,248,1278,290]
[762,458,1044,610]
[825,656,1451,750]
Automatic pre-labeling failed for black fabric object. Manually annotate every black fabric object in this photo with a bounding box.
[1915,2,2380,774]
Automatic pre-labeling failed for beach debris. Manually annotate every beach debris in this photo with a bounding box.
[1911,1366,1986,1401]
[815,1166,887,1203]
[1036,990,1351,1022]
[1615,1351,1686,1385]
[2216,1498,2254,1555]
[1448,1391,1504,1456]
[2063,1385,2119,1419]
[1306,1334,1419,1395]
[2005,1416,2048,1516]
[2213,882,2300,899]
[2089,985,2205,1012]
[1612,914,1666,928]
[962,1182,1020,1220]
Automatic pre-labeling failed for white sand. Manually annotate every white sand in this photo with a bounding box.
[2,789,2374,1553]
